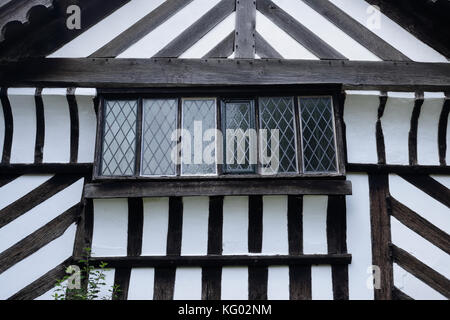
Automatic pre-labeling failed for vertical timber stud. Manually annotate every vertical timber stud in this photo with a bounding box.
[113,267,131,300]
[408,92,424,166]
[248,195,263,253]
[438,94,450,166]
[67,88,80,164]
[368,174,393,300]
[376,92,387,165]
[235,0,256,58]
[34,88,45,164]
[0,88,13,164]
[203,196,224,300]
[327,196,349,300]
[127,198,144,257]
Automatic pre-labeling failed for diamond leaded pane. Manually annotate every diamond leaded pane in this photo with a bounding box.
[141,99,177,176]
[223,101,256,173]
[101,100,137,176]
[182,99,217,175]
[259,97,297,174]
[299,97,337,173]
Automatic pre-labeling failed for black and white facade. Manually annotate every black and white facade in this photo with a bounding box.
[0,0,449,300]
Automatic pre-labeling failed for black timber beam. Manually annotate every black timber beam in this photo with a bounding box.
[1,58,450,91]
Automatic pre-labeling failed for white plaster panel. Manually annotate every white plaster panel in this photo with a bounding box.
[174,267,202,300]
[142,198,169,256]
[393,264,446,300]
[223,196,248,255]
[346,173,374,300]
[267,266,289,300]
[180,12,236,58]
[255,11,317,59]
[311,265,333,300]
[430,175,450,189]
[221,267,248,300]
[0,224,76,300]
[381,93,415,165]
[329,0,448,62]
[273,0,379,61]
[41,89,71,163]
[91,269,116,300]
[75,93,97,163]
[50,0,166,57]
[0,178,84,253]
[391,217,450,279]
[417,94,445,165]
[344,91,380,164]
[261,196,288,255]
[8,88,37,163]
[389,174,450,234]
[302,195,328,254]
[119,0,222,58]
[92,199,128,257]
[128,268,155,300]
[0,174,52,211]
[181,197,209,255]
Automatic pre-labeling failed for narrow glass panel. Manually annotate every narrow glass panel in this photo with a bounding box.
[141,99,177,176]
[181,99,217,175]
[101,100,137,176]
[223,100,256,173]
[259,97,297,174]
[299,97,337,173]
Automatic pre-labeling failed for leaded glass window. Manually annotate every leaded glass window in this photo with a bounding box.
[222,100,256,173]
[181,99,217,175]
[259,97,297,174]
[101,100,138,176]
[141,99,177,176]
[299,97,337,173]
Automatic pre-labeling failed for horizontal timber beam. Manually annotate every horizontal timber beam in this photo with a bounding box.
[77,254,352,268]
[347,163,450,175]
[0,58,449,91]
[84,179,352,198]
[0,163,93,174]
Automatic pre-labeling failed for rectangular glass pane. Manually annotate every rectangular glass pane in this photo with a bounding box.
[181,99,217,175]
[223,100,256,173]
[101,100,137,176]
[259,97,297,174]
[299,97,337,173]
[141,99,177,176]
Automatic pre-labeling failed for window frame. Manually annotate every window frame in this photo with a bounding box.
[93,88,346,181]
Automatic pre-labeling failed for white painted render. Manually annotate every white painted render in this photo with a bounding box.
[302,195,328,254]
[127,268,155,300]
[0,174,52,211]
[91,199,128,257]
[223,196,249,255]
[346,173,374,300]
[0,178,84,254]
[173,267,202,300]
[0,224,76,300]
[91,268,116,300]
[381,93,415,165]
[311,265,333,300]
[267,266,290,300]
[7,88,36,163]
[344,91,380,164]
[393,264,446,300]
[221,266,248,300]
[417,93,445,165]
[261,196,289,255]
[75,91,97,163]
[41,89,71,163]
[329,0,448,62]
[389,174,450,235]
[181,197,209,255]
[142,197,169,256]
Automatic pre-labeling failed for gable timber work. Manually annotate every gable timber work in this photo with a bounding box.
[0,0,449,301]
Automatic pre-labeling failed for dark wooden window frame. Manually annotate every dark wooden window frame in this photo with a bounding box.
[93,86,346,182]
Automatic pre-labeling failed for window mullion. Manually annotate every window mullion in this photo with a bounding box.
[135,98,143,177]
[176,98,182,176]
[294,97,303,174]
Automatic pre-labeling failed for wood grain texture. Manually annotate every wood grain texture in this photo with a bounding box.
[389,197,450,255]
[2,58,450,90]
[0,174,82,228]
[301,0,410,61]
[256,0,346,60]
[0,203,81,274]
[91,0,195,58]
[154,0,235,58]
[202,266,222,300]
[289,265,311,300]
[368,173,393,300]
[153,267,176,300]
[235,0,255,59]
[203,31,235,58]
[248,266,268,300]
[254,32,282,59]
[391,245,450,299]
